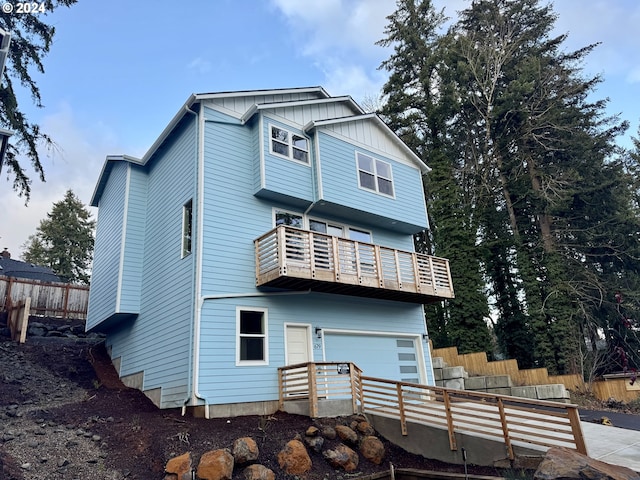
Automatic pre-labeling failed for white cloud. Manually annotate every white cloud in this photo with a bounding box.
[271,0,395,98]
[187,57,213,75]
[0,103,128,259]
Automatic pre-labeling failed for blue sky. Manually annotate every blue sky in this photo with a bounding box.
[2,0,639,258]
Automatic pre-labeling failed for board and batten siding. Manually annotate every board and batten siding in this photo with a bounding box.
[197,294,431,404]
[318,131,428,231]
[106,118,197,409]
[206,91,327,119]
[86,162,128,330]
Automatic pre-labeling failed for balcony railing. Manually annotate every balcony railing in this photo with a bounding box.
[254,225,454,304]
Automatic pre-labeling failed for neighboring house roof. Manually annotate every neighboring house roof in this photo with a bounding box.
[0,255,62,283]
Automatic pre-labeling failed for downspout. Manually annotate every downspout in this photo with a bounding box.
[183,102,209,415]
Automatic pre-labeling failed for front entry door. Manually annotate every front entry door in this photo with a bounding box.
[285,324,312,365]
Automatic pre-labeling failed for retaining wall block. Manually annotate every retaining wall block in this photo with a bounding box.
[510,386,538,399]
[432,357,447,369]
[442,366,468,380]
[464,376,487,391]
[444,378,465,390]
[535,384,570,400]
[485,375,513,389]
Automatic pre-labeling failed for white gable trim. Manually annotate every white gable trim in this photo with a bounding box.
[240,96,363,124]
[305,115,429,174]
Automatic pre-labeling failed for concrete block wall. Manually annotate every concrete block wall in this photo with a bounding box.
[432,357,571,403]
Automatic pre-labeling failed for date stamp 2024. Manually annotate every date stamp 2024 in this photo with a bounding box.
[2,2,47,14]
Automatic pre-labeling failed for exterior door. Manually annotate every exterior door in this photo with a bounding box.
[285,324,312,365]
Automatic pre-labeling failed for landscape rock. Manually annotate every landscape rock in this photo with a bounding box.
[277,439,312,475]
[196,449,234,480]
[232,436,259,464]
[304,434,325,453]
[335,425,358,444]
[356,421,375,436]
[360,435,385,465]
[243,464,276,480]
[534,447,639,480]
[305,425,319,436]
[321,425,337,439]
[164,452,192,480]
[322,443,359,472]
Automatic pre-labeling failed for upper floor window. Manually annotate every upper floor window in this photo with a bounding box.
[182,199,193,257]
[356,152,394,197]
[270,125,309,164]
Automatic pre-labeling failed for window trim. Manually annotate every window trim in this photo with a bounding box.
[181,199,193,258]
[236,307,269,366]
[356,152,395,198]
[268,123,310,165]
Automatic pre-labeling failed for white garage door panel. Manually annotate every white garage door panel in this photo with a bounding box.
[324,333,420,383]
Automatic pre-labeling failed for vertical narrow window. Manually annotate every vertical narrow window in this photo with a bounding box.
[237,308,268,365]
[182,199,192,257]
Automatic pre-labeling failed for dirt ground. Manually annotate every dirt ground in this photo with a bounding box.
[0,328,510,480]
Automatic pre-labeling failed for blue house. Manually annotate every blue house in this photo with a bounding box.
[87,87,454,417]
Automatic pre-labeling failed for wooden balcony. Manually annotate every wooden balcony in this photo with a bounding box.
[254,225,454,304]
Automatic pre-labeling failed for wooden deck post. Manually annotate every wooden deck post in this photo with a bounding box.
[349,363,359,414]
[278,368,284,411]
[567,406,588,455]
[443,390,457,451]
[497,398,514,460]
[308,363,318,418]
[396,383,408,436]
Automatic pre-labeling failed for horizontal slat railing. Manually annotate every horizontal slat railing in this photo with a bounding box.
[278,362,587,459]
[255,226,454,300]
[278,362,363,418]
[360,376,587,458]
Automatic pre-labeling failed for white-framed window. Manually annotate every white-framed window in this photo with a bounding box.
[274,208,303,228]
[236,307,268,365]
[356,152,394,197]
[181,199,193,258]
[270,124,309,164]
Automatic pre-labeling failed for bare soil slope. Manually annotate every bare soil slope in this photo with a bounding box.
[0,333,506,480]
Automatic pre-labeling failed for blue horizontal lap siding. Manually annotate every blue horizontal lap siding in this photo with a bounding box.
[200,111,274,294]
[119,165,146,314]
[87,162,127,330]
[318,132,427,230]
[261,116,313,203]
[107,118,196,408]
[197,294,430,404]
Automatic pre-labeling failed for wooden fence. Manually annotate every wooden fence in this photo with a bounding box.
[278,362,587,459]
[432,346,585,390]
[0,275,89,319]
[432,344,640,403]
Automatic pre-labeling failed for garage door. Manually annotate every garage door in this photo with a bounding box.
[323,332,421,383]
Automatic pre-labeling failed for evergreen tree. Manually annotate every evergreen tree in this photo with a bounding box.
[378,0,493,354]
[22,189,95,284]
[1,1,78,199]
[379,0,638,375]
